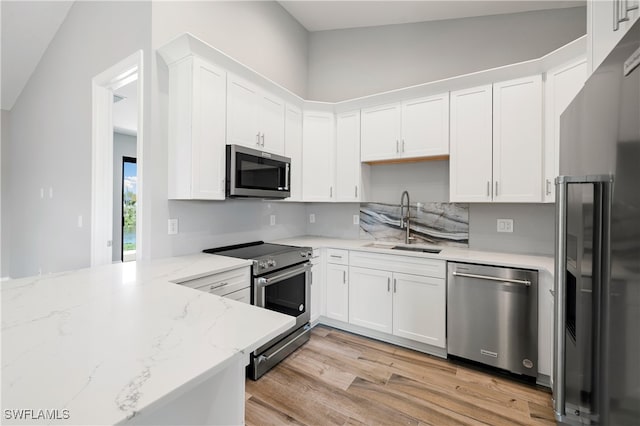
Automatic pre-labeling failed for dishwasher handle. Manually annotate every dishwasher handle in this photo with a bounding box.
[451,271,531,286]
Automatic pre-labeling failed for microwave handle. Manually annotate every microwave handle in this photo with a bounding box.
[285,163,290,190]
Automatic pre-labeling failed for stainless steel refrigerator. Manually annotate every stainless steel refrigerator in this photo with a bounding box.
[554,20,640,426]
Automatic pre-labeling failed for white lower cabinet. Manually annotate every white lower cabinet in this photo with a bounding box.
[345,251,446,349]
[349,267,393,333]
[325,262,349,322]
[310,249,324,323]
[393,272,446,348]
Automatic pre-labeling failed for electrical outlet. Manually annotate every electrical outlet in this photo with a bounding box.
[270,215,276,226]
[353,214,360,225]
[309,213,316,224]
[49,187,53,199]
[40,188,44,199]
[497,219,514,233]
[168,218,178,235]
[77,215,83,228]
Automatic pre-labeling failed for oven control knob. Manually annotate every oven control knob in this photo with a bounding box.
[300,251,308,258]
[267,259,277,267]
[306,251,313,258]
[258,261,268,269]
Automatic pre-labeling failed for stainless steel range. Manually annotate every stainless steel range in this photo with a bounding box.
[203,241,312,379]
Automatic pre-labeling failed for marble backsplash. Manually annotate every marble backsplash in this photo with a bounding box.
[360,202,469,247]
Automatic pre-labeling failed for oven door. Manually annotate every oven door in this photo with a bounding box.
[226,145,290,198]
[254,262,311,330]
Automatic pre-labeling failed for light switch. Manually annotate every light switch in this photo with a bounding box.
[353,215,360,225]
[168,218,178,235]
[309,213,316,224]
[270,215,276,226]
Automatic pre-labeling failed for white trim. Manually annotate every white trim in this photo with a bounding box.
[91,50,144,267]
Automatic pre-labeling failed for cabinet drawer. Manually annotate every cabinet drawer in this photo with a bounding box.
[326,248,349,265]
[223,287,251,304]
[350,251,445,278]
[180,267,250,296]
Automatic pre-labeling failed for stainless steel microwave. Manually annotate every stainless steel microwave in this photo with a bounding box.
[225,145,291,199]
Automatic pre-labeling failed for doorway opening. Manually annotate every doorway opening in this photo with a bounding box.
[121,157,137,262]
[91,50,144,266]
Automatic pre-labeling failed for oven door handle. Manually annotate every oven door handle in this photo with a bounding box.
[257,263,311,288]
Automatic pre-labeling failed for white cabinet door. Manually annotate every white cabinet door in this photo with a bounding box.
[544,58,587,202]
[401,93,449,159]
[302,111,335,201]
[284,104,303,201]
[336,111,361,202]
[392,272,446,348]
[227,74,260,149]
[492,75,543,203]
[589,0,640,74]
[260,93,285,155]
[360,103,401,162]
[325,263,349,322]
[310,251,324,323]
[168,56,227,200]
[349,267,393,334]
[449,85,493,202]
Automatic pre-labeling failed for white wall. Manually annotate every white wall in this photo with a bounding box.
[152,1,308,97]
[5,1,151,278]
[305,203,361,239]
[112,132,137,261]
[148,1,310,259]
[1,109,10,277]
[367,161,449,204]
[308,7,586,101]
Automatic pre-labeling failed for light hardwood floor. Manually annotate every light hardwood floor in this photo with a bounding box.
[245,326,555,426]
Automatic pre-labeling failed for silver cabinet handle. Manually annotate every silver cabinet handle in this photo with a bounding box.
[451,271,531,286]
[546,179,552,196]
[256,132,261,146]
[209,281,228,291]
[310,271,313,285]
[396,140,399,153]
[495,181,499,197]
[355,185,358,198]
[261,133,265,147]
[487,181,490,197]
[330,186,333,198]
[402,139,405,152]
[387,277,390,292]
[329,254,342,259]
[343,270,346,284]
[393,278,397,293]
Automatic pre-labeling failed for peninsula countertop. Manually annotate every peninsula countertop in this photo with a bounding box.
[1,254,295,425]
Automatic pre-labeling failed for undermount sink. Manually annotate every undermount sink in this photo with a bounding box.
[391,246,442,254]
[363,242,441,254]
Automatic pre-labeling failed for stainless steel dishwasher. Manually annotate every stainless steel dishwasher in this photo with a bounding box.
[447,262,538,377]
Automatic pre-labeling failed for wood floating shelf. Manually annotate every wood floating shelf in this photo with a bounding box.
[364,155,449,166]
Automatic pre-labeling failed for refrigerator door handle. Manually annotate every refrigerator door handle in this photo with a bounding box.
[554,176,568,419]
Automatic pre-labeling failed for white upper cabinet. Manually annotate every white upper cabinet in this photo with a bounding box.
[492,75,543,203]
[361,93,450,162]
[168,56,227,200]
[226,75,260,149]
[401,94,450,158]
[284,104,303,201]
[450,76,543,203]
[360,103,401,161]
[588,0,639,74]
[543,57,588,203]
[259,93,286,155]
[335,111,362,202]
[449,85,494,202]
[226,73,285,155]
[302,111,335,201]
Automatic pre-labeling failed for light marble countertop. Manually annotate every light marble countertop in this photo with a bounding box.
[275,236,554,275]
[1,254,295,425]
